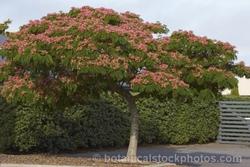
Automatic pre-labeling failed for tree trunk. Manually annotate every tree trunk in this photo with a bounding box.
[125,95,139,162]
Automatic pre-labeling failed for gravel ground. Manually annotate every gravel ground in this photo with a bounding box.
[0,153,177,167]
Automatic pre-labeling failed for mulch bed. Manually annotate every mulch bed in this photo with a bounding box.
[0,154,177,167]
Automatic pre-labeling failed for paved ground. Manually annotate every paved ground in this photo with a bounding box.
[66,143,250,167]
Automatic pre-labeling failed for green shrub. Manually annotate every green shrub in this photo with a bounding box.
[64,101,130,148]
[0,98,16,152]
[222,95,250,101]
[230,87,239,96]
[4,100,129,152]
[137,97,219,144]
[103,93,220,145]
[14,105,73,152]
[0,94,219,153]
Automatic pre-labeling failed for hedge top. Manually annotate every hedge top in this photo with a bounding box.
[0,6,249,104]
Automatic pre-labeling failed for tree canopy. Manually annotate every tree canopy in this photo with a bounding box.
[0,20,11,35]
[0,6,249,104]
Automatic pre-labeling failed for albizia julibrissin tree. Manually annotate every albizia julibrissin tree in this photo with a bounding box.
[0,6,249,162]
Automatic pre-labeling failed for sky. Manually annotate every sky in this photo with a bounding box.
[0,0,249,65]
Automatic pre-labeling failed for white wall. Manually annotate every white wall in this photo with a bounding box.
[238,77,250,95]
[222,77,250,96]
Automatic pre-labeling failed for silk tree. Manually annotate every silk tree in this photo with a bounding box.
[0,6,249,162]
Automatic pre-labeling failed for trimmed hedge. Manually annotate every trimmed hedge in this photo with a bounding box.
[222,95,250,101]
[137,97,219,144]
[0,100,130,153]
[14,105,72,152]
[63,102,130,148]
[0,95,219,153]
[0,98,16,152]
[103,94,219,144]
[104,94,219,144]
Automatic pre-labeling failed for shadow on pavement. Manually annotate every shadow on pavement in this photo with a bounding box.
[65,144,249,167]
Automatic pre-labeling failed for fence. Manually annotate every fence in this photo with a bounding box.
[218,101,250,144]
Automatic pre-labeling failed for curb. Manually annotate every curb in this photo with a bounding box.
[147,163,176,167]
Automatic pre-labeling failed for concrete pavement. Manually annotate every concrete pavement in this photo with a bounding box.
[67,143,250,167]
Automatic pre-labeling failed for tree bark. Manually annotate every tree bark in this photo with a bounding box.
[125,94,139,162]
[112,84,139,163]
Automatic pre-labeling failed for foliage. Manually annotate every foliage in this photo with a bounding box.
[63,101,130,148]
[166,30,243,96]
[230,86,239,96]
[14,105,72,152]
[0,97,16,152]
[0,95,219,152]
[0,99,130,152]
[222,95,250,101]
[155,98,219,144]
[104,93,219,144]
[0,6,247,106]
[0,20,11,35]
[0,95,219,153]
